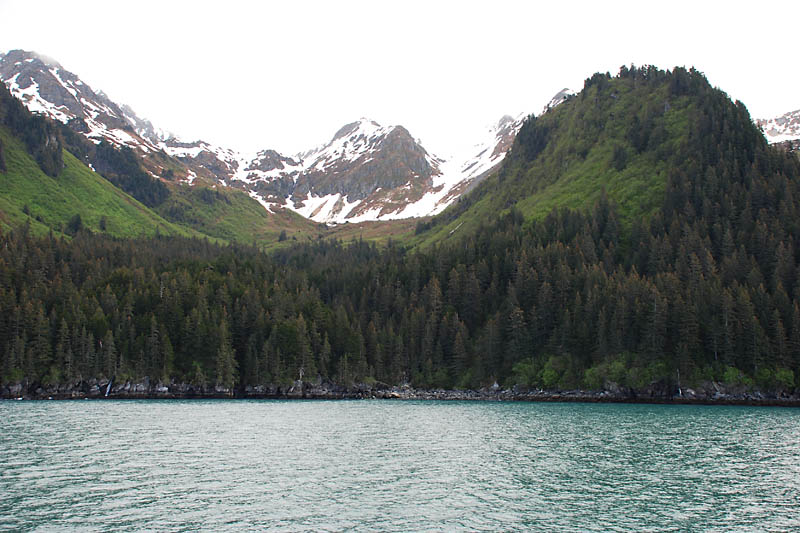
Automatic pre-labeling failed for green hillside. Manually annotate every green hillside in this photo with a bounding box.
[0,125,196,238]
[414,66,763,247]
[157,184,323,249]
[3,65,800,399]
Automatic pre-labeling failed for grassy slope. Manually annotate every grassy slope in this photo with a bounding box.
[156,184,325,250]
[412,74,694,248]
[0,126,197,238]
[323,218,420,246]
[0,124,331,248]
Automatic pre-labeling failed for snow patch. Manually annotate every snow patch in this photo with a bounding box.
[757,109,800,144]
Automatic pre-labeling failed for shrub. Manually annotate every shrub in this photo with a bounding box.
[774,368,795,391]
[512,357,538,386]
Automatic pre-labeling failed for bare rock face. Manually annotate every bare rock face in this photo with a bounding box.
[248,149,300,173]
[0,49,557,223]
[236,118,447,222]
[1,50,133,134]
[0,49,238,185]
[298,123,437,200]
[756,109,800,145]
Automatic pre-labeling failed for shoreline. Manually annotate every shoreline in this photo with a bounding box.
[2,380,799,407]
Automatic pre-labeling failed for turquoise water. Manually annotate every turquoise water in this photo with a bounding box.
[1,400,799,531]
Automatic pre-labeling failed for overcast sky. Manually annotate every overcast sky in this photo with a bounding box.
[1,0,797,158]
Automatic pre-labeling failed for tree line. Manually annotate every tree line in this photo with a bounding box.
[2,65,800,392]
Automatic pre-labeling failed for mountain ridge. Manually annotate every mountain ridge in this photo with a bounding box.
[6,49,793,229]
[0,49,541,224]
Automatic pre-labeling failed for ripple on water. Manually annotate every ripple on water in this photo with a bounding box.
[1,400,799,531]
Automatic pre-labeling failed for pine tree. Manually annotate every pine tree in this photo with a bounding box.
[101,330,117,379]
[319,333,332,379]
[215,319,238,389]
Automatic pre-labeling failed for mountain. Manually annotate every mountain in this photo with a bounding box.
[756,109,800,150]
[0,85,195,238]
[5,62,800,403]
[414,65,770,246]
[5,65,800,400]
[541,88,575,114]
[233,119,443,223]
[0,66,321,246]
[0,49,548,224]
[235,110,572,224]
[0,49,239,185]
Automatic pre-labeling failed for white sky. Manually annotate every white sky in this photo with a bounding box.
[1,0,797,158]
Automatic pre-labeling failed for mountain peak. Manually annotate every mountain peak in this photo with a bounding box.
[331,118,387,142]
[4,49,62,70]
[0,48,540,225]
[496,115,516,129]
[541,88,575,114]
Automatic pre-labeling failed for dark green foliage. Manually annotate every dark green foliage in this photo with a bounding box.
[1,65,799,394]
[0,81,165,208]
[67,117,89,133]
[0,83,63,177]
[93,142,169,208]
[45,106,169,210]
[65,214,84,235]
[419,65,751,246]
[0,137,6,172]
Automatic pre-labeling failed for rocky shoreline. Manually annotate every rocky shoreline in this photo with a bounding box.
[2,377,799,406]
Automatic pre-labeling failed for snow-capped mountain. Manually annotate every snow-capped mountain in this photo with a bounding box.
[236,113,540,224]
[237,119,446,223]
[0,49,238,184]
[541,88,574,114]
[0,48,573,225]
[756,109,800,149]
[0,50,157,149]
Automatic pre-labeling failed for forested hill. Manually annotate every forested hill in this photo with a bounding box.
[416,66,773,244]
[2,66,800,397]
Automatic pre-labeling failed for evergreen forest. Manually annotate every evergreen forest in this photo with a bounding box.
[2,66,800,394]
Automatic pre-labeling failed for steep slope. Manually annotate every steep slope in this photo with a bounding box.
[415,66,765,246]
[235,119,445,223]
[239,113,551,224]
[0,48,580,226]
[232,91,576,223]
[0,49,236,185]
[427,113,529,213]
[0,50,477,223]
[0,78,320,246]
[0,125,194,238]
[430,89,575,208]
[541,88,574,114]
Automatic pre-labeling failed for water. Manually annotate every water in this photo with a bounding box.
[1,400,799,531]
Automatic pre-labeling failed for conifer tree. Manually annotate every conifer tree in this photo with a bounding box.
[215,319,238,389]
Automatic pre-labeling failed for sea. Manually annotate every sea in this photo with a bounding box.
[1,400,799,531]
